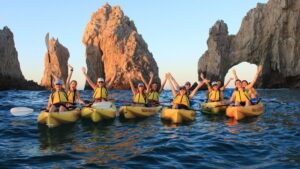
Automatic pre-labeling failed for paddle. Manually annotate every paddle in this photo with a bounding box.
[10,107,34,116]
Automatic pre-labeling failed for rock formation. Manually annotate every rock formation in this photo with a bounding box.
[198,0,300,88]
[83,3,160,89]
[0,26,42,90]
[40,37,70,89]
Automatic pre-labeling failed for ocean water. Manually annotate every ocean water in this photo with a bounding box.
[0,89,299,168]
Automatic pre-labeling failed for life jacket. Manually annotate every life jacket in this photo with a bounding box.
[208,90,223,102]
[67,89,77,104]
[233,89,250,103]
[147,91,160,102]
[93,87,107,100]
[49,90,68,104]
[173,94,190,108]
[133,92,147,104]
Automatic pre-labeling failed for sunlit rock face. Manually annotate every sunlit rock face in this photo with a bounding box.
[83,3,160,89]
[40,37,69,89]
[198,0,300,88]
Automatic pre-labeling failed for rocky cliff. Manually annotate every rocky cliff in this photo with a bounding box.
[0,26,42,90]
[83,3,160,89]
[40,37,70,89]
[198,0,300,88]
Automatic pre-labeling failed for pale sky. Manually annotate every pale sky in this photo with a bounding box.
[0,0,267,89]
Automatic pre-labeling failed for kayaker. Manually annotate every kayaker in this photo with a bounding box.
[229,65,262,106]
[127,73,148,106]
[167,74,204,109]
[47,79,68,112]
[65,64,85,106]
[168,73,192,96]
[233,68,258,98]
[138,72,168,106]
[82,66,116,103]
[201,73,233,102]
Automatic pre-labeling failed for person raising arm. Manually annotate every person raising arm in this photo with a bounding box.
[82,66,117,103]
[127,72,148,107]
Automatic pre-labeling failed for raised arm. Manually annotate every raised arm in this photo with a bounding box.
[169,73,180,91]
[65,64,73,91]
[220,77,233,91]
[146,72,154,93]
[203,79,212,92]
[200,73,212,92]
[138,72,149,89]
[127,73,137,95]
[167,74,177,97]
[107,65,117,89]
[159,73,168,93]
[232,69,239,80]
[246,65,262,90]
[189,81,204,99]
[51,72,66,89]
[81,67,96,90]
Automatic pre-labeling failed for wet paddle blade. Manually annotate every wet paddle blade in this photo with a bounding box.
[10,107,34,116]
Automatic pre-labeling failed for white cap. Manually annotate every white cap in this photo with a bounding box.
[211,81,218,86]
[97,78,105,82]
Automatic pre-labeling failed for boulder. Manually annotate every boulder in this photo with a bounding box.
[0,26,42,90]
[40,36,70,89]
[83,3,160,89]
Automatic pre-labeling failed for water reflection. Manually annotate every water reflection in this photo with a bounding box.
[1,89,300,168]
[38,123,77,152]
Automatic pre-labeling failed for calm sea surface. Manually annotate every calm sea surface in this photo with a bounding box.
[0,89,299,168]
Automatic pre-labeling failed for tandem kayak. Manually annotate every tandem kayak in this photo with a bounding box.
[81,102,117,122]
[226,102,264,120]
[201,101,227,115]
[161,108,196,123]
[37,108,80,128]
[119,106,162,119]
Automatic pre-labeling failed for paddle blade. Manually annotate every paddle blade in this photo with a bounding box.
[92,102,113,109]
[10,107,34,116]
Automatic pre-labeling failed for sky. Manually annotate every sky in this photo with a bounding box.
[1,0,267,89]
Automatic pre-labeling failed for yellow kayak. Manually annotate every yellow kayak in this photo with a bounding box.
[81,102,117,122]
[226,102,264,120]
[161,108,196,123]
[37,108,80,128]
[119,106,162,119]
[201,101,227,115]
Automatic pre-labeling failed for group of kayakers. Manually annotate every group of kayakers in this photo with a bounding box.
[46,64,263,113]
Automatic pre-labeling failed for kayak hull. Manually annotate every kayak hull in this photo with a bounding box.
[201,101,227,115]
[81,102,117,122]
[226,103,264,120]
[161,108,196,123]
[119,106,162,119]
[37,108,80,128]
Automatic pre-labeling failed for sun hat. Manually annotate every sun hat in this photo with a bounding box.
[55,79,63,85]
[97,78,105,82]
[211,81,218,86]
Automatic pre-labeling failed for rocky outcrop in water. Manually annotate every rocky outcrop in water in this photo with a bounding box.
[198,0,300,88]
[83,3,160,89]
[0,26,42,90]
[40,37,70,89]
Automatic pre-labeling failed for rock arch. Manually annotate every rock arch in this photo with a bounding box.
[198,0,300,88]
